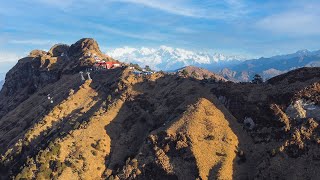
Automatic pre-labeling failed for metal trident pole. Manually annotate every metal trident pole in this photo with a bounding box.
[86,72,92,80]
[80,71,85,81]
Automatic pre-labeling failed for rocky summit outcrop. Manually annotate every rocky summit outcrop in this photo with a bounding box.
[0,38,115,120]
[0,38,319,180]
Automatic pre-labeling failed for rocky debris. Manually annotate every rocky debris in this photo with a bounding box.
[243,117,255,130]
[283,118,319,158]
[294,82,320,104]
[217,95,229,107]
[286,99,307,119]
[286,99,320,120]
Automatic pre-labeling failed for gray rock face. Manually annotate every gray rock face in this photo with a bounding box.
[244,117,255,130]
[286,99,320,120]
[0,80,3,90]
[0,56,62,119]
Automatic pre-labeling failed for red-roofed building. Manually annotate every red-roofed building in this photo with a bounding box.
[94,61,121,69]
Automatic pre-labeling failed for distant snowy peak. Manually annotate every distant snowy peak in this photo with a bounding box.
[107,46,246,70]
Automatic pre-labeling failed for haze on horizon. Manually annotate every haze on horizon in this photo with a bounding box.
[1,0,320,68]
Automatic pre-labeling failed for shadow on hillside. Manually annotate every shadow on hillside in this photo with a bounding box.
[101,74,199,179]
[0,72,99,178]
[0,71,84,153]
[100,71,251,179]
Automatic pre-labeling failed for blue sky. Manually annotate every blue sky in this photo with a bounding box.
[1,0,320,65]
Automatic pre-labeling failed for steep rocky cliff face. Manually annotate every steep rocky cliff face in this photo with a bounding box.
[0,80,4,90]
[0,38,319,180]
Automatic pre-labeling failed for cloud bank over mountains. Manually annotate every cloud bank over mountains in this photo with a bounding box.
[107,46,246,70]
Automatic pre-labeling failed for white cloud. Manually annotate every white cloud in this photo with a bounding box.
[257,12,320,36]
[115,0,202,18]
[116,0,248,19]
[174,27,195,34]
[90,23,166,41]
[30,0,249,20]
[0,52,23,62]
[30,0,77,10]
[9,39,55,46]
[256,2,320,36]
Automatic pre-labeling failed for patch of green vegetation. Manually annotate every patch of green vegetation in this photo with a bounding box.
[145,65,152,71]
[74,122,80,129]
[50,160,67,175]
[107,95,112,102]
[181,69,188,77]
[91,150,97,156]
[15,166,32,180]
[107,175,115,180]
[37,164,52,179]
[191,71,198,78]
[91,139,102,151]
[50,143,61,157]
[252,74,263,84]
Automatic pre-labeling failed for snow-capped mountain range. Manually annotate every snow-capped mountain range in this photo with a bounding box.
[107,46,320,82]
[107,46,246,70]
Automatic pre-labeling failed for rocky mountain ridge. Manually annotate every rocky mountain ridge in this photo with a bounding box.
[0,38,319,180]
[175,66,227,82]
[219,50,320,81]
[0,38,115,119]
